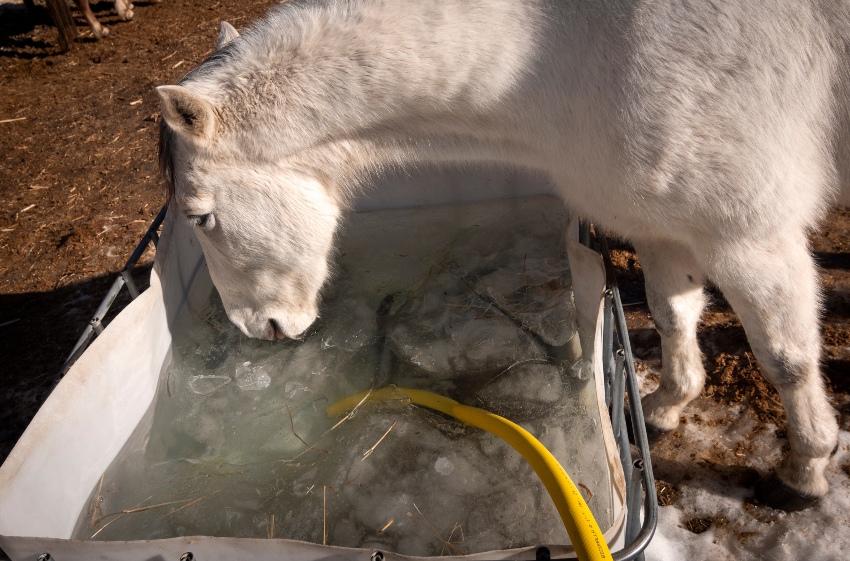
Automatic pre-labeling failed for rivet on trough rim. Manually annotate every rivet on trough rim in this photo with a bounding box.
[616,348,625,357]
[633,458,645,470]
[180,553,194,561]
[37,554,52,561]
[371,551,384,561]
[604,288,614,298]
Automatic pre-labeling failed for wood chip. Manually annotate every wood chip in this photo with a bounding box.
[0,117,27,124]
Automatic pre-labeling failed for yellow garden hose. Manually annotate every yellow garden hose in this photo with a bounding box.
[327,386,612,561]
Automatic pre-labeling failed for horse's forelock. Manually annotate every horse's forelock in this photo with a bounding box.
[158,120,176,201]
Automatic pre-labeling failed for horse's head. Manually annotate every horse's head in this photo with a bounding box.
[155,25,341,340]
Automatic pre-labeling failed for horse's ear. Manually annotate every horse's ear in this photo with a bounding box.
[217,21,239,49]
[156,85,216,142]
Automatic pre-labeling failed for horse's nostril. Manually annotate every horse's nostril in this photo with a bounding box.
[269,319,284,340]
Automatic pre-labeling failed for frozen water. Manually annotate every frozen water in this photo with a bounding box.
[569,358,593,381]
[72,197,615,556]
[235,361,272,391]
[475,257,575,347]
[387,270,549,376]
[434,456,454,476]
[187,374,231,395]
[476,362,566,420]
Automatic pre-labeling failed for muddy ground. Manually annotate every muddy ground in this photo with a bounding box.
[0,0,848,530]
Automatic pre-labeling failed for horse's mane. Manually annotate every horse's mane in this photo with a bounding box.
[158,42,242,202]
[158,120,176,202]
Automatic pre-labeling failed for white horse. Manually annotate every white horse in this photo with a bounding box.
[156,0,848,509]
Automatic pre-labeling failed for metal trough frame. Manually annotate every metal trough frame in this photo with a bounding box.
[55,209,658,561]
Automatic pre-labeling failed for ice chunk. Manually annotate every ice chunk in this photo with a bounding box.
[390,316,545,376]
[434,456,454,476]
[388,273,546,376]
[319,298,378,352]
[569,358,593,381]
[187,374,232,395]
[235,361,272,391]
[476,362,565,419]
[476,259,577,347]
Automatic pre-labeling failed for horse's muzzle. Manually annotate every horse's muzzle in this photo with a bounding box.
[269,319,287,340]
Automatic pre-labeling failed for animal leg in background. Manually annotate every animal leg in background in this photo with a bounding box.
[74,0,135,40]
[75,0,108,38]
[113,0,134,21]
[634,240,707,433]
[701,234,838,507]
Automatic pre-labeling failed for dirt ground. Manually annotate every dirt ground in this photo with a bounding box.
[0,0,848,524]
[0,0,278,463]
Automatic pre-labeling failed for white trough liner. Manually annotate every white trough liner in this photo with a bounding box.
[0,168,627,560]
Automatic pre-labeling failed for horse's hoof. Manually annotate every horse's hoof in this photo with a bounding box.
[116,0,134,21]
[625,412,672,444]
[92,24,110,39]
[644,421,673,443]
[754,475,820,512]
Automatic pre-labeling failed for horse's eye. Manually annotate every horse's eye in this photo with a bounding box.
[187,213,215,230]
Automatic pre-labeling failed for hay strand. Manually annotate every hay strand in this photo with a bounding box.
[322,485,328,545]
[361,420,397,461]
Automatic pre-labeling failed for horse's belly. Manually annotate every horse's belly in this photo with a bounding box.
[545,147,676,241]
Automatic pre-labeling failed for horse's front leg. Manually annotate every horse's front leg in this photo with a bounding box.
[700,234,838,508]
[74,0,108,38]
[114,0,134,22]
[633,239,707,433]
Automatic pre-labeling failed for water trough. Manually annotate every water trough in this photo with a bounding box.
[0,167,656,560]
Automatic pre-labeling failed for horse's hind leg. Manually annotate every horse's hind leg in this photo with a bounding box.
[701,233,838,507]
[634,239,707,433]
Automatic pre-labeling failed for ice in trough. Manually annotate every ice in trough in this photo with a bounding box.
[72,197,615,555]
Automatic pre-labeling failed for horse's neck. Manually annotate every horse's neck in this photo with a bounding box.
[217,0,551,176]
[300,129,540,200]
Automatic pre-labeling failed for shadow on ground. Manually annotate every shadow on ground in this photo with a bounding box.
[0,263,151,462]
[0,0,136,58]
